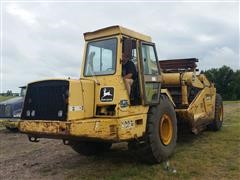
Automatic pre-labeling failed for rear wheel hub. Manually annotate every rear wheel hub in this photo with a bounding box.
[160,114,173,145]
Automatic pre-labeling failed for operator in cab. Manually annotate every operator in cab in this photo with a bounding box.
[122,52,137,96]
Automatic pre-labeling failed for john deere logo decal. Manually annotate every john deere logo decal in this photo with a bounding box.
[100,87,114,102]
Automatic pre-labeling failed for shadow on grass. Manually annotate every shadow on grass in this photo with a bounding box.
[177,123,205,145]
[93,144,142,164]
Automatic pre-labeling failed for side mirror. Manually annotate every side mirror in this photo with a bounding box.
[123,38,132,59]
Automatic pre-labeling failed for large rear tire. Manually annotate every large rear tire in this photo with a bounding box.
[131,95,177,164]
[208,94,223,131]
[69,141,112,156]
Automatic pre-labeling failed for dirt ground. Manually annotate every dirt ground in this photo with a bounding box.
[0,130,135,180]
[0,131,79,179]
[0,102,239,179]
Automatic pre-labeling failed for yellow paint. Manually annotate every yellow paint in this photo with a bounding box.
[182,72,204,89]
[68,79,95,120]
[19,25,217,141]
[20,113,147,141]
[176,86,216,132]
[198,74,211,87]
[2,119,19,129]
[161,73,180,85]
[161,89,175,107]
[84,25,152,42]
[181,84,188,105]
[160,113,173,145]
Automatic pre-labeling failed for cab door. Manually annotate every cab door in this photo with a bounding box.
[139,42,161,105]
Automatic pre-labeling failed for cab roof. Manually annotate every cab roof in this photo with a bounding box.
[84,25,152,42]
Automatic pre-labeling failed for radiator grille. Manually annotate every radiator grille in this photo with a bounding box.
[21,80,69,121]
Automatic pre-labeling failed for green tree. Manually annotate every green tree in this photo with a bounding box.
[228,70,240,100]
[6,90,13,96]
[203,66,239,100]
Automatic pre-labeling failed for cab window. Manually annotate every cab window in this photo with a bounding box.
[84,38,117,76]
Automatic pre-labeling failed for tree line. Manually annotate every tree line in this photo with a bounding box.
[202,65,240,100]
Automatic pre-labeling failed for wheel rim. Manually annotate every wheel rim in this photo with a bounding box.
[219,105,223,122]
[160,114,173,145]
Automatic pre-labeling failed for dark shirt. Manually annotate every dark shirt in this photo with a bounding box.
[122,60,137,80]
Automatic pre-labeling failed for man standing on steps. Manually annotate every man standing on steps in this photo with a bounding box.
[122,52,137,96]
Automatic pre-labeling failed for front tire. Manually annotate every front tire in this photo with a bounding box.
[133,95,177,164]
[69,141,112,156]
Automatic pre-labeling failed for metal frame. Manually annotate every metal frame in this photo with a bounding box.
[138,41,161,105]
[83,37,118,77]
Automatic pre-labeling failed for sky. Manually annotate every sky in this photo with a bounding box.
[0,0,239,92]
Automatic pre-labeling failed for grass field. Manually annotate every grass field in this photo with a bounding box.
[0,95,15,102]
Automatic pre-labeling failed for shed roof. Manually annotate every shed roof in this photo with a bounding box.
[84,25,152,42]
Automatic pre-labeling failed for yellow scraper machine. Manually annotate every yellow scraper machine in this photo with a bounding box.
[19,26,223,163]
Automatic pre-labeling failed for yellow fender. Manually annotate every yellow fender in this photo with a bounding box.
[161,89,176,107]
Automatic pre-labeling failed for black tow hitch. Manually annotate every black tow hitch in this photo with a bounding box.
[28,136,40,142]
